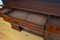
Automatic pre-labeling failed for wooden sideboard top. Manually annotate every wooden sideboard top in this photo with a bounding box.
[2,0,60,17]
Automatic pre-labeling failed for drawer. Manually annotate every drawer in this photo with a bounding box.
[0,12,44,37]
[0,7,49,37]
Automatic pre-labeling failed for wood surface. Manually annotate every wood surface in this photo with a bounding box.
[0,12,44,37]
[2,0,60,17]
[45,16,60,40]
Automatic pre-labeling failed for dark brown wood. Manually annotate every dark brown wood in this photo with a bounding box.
[2,0,60,17]
[45,32,60,40]
[1,0,60,39]
[0,12,44,37]
[45,16,60,40]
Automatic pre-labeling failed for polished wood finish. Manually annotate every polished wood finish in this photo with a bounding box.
[2,0,60,17]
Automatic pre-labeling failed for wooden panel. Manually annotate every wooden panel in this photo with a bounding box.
[45,17,60,40]
[45,32,60,40]
[2,0,60,17]
[26,13,47,26]
[9,10,29,20]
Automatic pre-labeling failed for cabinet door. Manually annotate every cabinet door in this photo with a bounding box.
[45,17,60,40]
